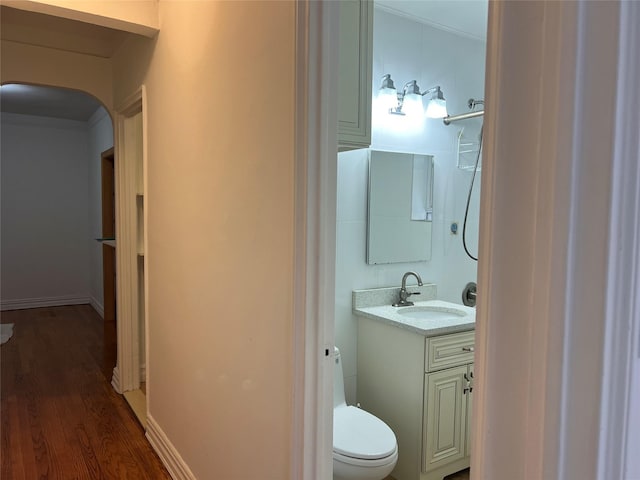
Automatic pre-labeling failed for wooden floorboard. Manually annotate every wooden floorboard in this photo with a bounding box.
[1,305,170,480]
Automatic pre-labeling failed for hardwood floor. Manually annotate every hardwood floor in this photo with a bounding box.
[0,305,170,480]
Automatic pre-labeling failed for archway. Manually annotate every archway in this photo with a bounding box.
[1,82,117,377]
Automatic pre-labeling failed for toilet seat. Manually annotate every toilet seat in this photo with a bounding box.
[333,405,397,462]
[333,449,398,468]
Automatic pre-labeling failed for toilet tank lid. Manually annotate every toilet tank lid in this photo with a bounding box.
[333,406,397,460]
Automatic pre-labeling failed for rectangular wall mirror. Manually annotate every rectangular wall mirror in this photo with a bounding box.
[367,150,433,264]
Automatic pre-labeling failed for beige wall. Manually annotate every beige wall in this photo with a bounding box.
[0,40,113,110]
[113,2,296,478]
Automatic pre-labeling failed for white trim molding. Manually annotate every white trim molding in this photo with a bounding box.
[146,415,196,480]
[474,2,637,480]
[111,366,121,393]
[89,295,105,318]
[114,86,146,393]
[88,106,110,129]
[291,1,339,479]
[0,295,90,311]
[0,112,88,130]
[140,362,146,383]
[598,1,640,478]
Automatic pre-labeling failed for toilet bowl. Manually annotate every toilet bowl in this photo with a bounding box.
[333,348,398,480]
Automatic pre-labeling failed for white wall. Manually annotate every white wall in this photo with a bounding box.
[87,106,114,315]
[335,8,486,405]
[1,113,91,309]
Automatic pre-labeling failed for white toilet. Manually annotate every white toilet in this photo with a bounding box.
[333,347,398,480]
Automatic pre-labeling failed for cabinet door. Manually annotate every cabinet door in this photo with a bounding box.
[465,363,474,457]
[423,366,468,472]
[337,0,372,150]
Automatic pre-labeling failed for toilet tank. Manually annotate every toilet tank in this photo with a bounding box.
[333,347,347,408]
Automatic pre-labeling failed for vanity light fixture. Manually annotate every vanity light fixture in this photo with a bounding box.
[399,80,424,117]
[424,86,448,118]
[379,74,448,119]
[378,74,398,111]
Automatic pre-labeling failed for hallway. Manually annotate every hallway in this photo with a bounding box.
[0,305,169,479]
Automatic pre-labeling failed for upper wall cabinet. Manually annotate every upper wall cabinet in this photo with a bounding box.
[338,0,373,151]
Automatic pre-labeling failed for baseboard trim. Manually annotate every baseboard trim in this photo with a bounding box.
[89,296,105,318]
[0,295,90,311]
[146,414,196,480]
[123,389,147,429]
[111,366,122,394]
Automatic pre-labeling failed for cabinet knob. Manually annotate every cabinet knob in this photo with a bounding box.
[462,346,475,352]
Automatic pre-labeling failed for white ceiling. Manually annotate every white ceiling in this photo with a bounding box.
[1,84,103,122]
[376,0,488,41]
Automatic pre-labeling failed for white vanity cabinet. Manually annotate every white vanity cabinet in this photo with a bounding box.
[358,320,474,480]
[337,0,373,151]
[422,333,474,475]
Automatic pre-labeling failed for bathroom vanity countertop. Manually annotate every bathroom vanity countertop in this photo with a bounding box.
[354,300,475,337]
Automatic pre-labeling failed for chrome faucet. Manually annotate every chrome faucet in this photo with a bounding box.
[392,271,424,307]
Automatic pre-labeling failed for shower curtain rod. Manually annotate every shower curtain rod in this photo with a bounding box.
[443,109,484,125]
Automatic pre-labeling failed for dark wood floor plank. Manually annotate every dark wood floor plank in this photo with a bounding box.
[21,372,52,479]
[1,305,170,480]
[55,385,106,479]
[3,396,27,480]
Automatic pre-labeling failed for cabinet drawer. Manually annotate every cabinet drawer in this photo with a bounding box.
[425,331,475,372]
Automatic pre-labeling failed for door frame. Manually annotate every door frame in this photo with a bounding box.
[112,86,148,403]
[473,2,639,479]
[100,147,117,379]
[101,147,116,323]
[291,1,339,478]
[296,1,640,479]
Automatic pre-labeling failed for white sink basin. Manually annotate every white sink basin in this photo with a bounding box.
[397,305,467,320]
[353,299,475,336]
